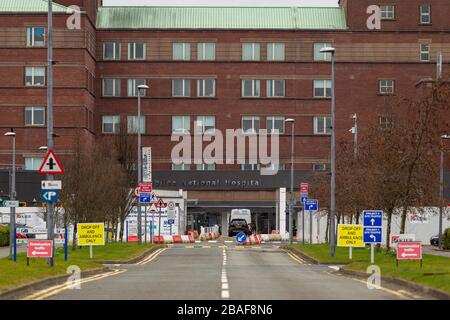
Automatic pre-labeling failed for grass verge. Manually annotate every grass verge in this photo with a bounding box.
[0,242,155,293]
[289,244,450,294]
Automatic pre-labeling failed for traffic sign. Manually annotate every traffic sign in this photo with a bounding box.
[149,204,157,212]
[77,223,105,246]
[167,201,176,210]
[156,199,166,208]
[300,183,309,194]
[3,200,19,208]
[300,194,308,204]
[337,224,364,247]
[41,180,62,190]
[397,242,422,260]
[236,232,247,244]
[41,190,60,203]
[142,147,152,183]
[363,227,382,243]
[305,199,318,211]
[139,193,151,204]
[27,240,53,258]
[363,210,383,227]
[140,183,152,193]
[38,150,64,175]
[168,219,175,225]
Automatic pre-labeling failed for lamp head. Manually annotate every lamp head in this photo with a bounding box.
[320,47,336,54]
[285,118,295,124]
[4,132,16,137]
[138,85,149,90]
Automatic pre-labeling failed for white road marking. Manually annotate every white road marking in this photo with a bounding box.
[221,248,230,299]
[209,241,218,243]
[224,241,234,243]
[328,266,340,271]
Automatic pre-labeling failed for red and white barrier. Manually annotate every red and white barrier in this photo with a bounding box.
[241,234,262,245]
[153,235,195,244]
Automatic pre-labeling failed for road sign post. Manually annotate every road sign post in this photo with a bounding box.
[397,241,422,268]
[77,223,105,259]
[362,210,383,263]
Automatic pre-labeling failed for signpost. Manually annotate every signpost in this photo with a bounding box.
[3,201,19,208]
[391,234,416,247]
[363,210,383,263]
[77,223,105,259]
[140,183,153,194]
[167,201,176,236]
[397,242,422,267]
[27,240,53,265]
[139,193,151,204]
[337,224,364,259]
[41,190,60,203]
[142,147,152,183]
[236,232,247,244]
[41,180,62,190]
[38,150,64,175]
[156,199,166,240]
[305,199,318,244]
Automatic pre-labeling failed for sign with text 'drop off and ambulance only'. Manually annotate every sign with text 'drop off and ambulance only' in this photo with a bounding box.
[337,224,364,247]
[77,223,105,246]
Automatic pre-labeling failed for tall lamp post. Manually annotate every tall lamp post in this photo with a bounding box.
[350,114,358,159]
[320,46,336,256]
[285,118,295,244]
[439,134,450,250]
[137,84,149,245]
[4,130,16,261]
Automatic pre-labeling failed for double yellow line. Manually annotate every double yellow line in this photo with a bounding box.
[285,250,306,264]
[23,248,167,300]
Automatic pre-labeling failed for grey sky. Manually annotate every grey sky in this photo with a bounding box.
[103,0,339,7]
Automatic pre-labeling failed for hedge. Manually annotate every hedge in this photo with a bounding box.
[0,226,9,247]
[444,227,450,250]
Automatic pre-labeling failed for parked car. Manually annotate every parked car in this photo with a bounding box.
[430,235,441,246]
[228,219,250,237]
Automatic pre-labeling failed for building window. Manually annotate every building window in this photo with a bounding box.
[379,116,394,129]
[172,116,191,134]
[127,79,146,97]
[267,116,285,134]
[103,42,121,60]
[242,80,260,97]
[380,5,395,20]
[196,116,215,134]
[267,43,285,61]
[197,79,216,97]
[128,42,146,60]
[314,43,332,61]
[267,80,285,97]
[420,43,430,62]
[172,79,191,97]
[420,4,431,24]
[314,116,331,135]
[379,80,395,95]
[172,163,190,171]
[25,67,45,86]
[314,80,331,98]
[196,163,216,171]
[26,27,45,47]
[25,106,45,126]
[25,157,44,171]
[313,164,327,172]
[241,164,260,171]
[242,43,261,61]
[102,115,120,134]
[103,79,121,97]
[197,43,215,61]
[127,116,146,134]
[173,43,191,61]
[242,116,260,134]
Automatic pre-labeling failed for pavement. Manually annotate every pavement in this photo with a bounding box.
[0,245,26,259]
[19,243,435,300]
[422,245,450,258]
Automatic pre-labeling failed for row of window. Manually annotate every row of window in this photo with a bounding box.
[102,115,333,135]
[102,42,332,62]
[380,4,432,24]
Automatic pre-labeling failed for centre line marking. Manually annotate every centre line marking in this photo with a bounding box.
[221,248,230,299]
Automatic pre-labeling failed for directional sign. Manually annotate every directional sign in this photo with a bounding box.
[140,183,152,193]
[305,199,318,211]
[41,180,62,190]
[41,190,60,203]
[38,150,64,175]
[3,200,19,208]
[168,219,175,225]
[236,232,247,244]
[397,242,422,260]
[337,224,364,247]
[77,223,105,246]
[363,227,382,243]
[363,210,383,227]
[139,193,151,204]
[27,240,53,258]
[300,194,308,204]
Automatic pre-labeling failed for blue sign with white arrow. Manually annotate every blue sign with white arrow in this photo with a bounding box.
[236,232,247,244]
[41,190,60,203]
[300,193,308,203]
[363,227,382,243]
[305,199,318,211]
[139,193,151,204]
[363,210,383,227]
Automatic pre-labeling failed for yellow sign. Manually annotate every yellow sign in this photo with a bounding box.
[337,224,364,247]
[77,223,105,246]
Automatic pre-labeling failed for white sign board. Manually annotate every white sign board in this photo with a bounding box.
[142,147,152,183]
[41,180,62,190]
[3,201,19,208]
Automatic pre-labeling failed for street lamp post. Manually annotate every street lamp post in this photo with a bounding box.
[137,84,149,245]
[320,46,336,256]
[351,114,358,160]
[439,134,450,250]
[285,119,295,244]
[4,131,16,261]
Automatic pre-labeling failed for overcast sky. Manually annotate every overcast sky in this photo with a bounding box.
[103,0,339,7]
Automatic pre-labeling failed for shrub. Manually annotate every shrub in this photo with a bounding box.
[0,225,10,247]
[443,228,450,250]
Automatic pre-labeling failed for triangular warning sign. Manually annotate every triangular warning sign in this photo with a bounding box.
[149,204,157,212]
[156,199,166,208]
[38,150,64,175]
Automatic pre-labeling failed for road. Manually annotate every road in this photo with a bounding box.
[24,244,431,300]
